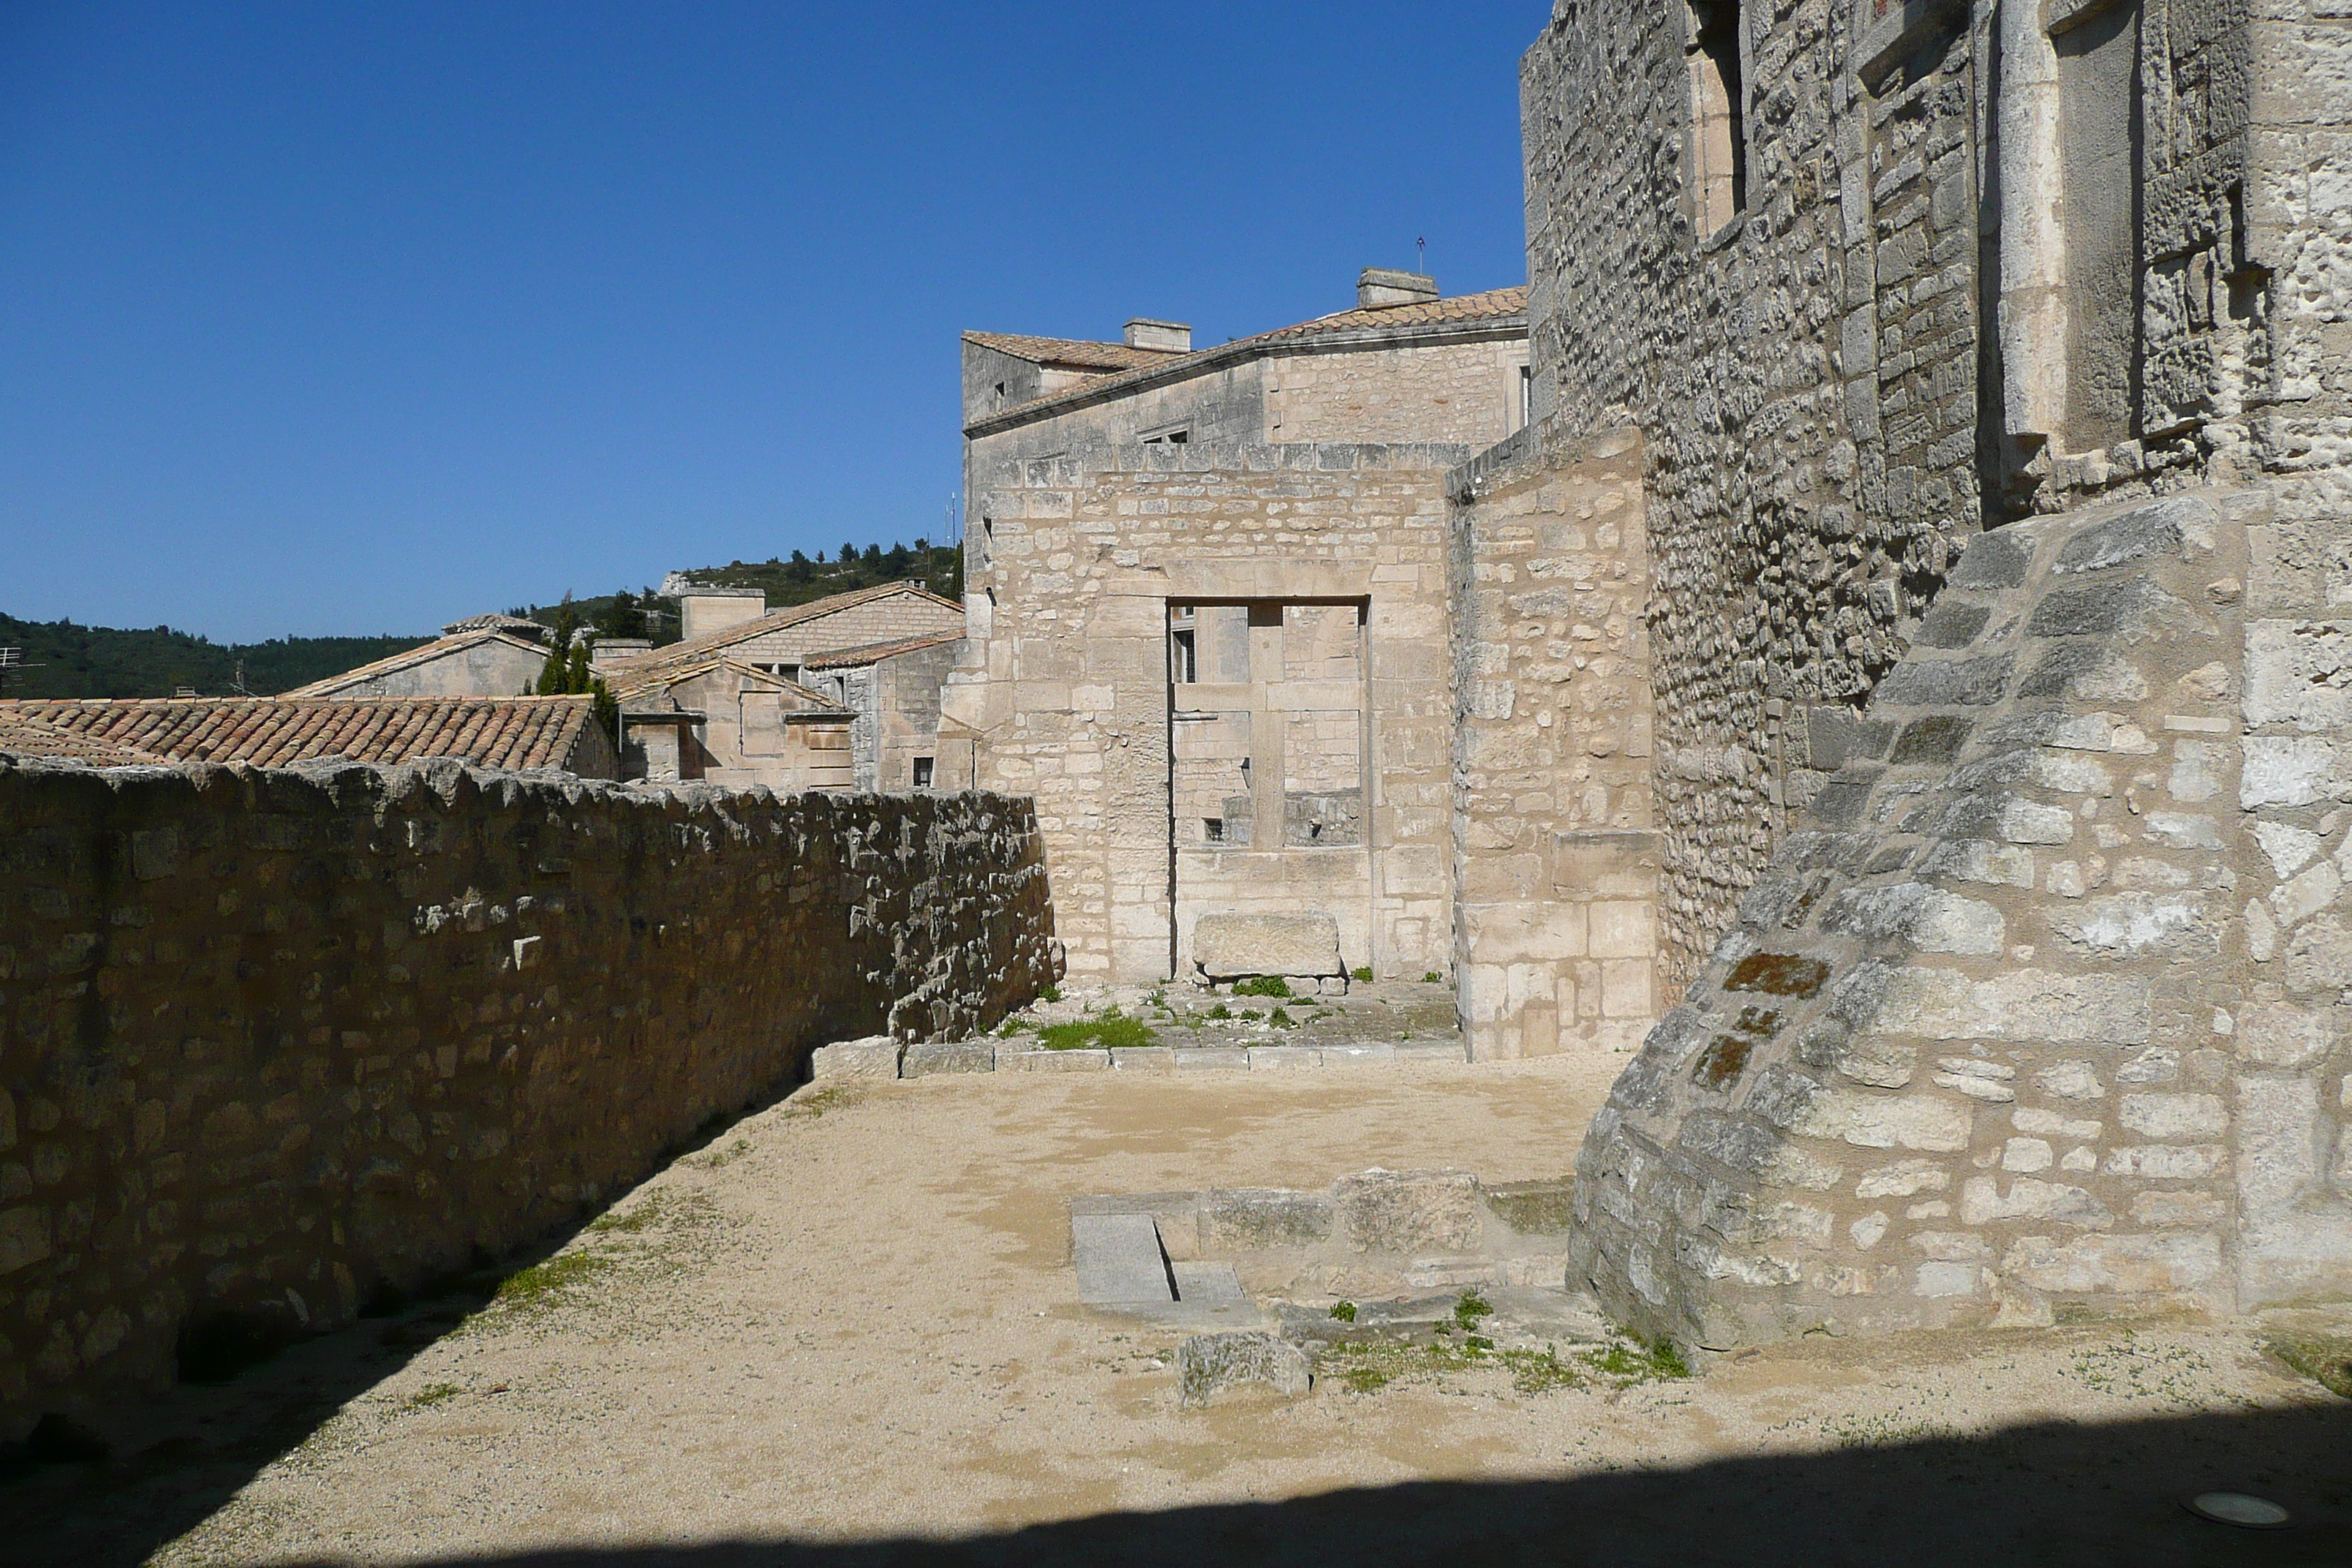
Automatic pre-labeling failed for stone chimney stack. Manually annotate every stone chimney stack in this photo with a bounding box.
[1123,318,1192,353]
[1357,268,1440,308]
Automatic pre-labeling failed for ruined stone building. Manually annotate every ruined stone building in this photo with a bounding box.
[600,580,963,791]
[1434,0,2352,1346]
[943,272,1533,985]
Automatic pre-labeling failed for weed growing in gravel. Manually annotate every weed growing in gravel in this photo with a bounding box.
[1453,1290,1493,1329]
[1267,1007,1297,1028]
[1351,965,1374,982]
[996,1019,1028,1039]
[1233,976,1292,998]
[1330,1301,1357,1323]
[1205,1003,1233,1020]
[1318,1319,1688,1399]
[2068,1329,2215,1407]
[1818,1411,1964,1450]
[1585,1336,1690,1382]
[783,1085,855,1122]
[1036,984,1063,1003]
[1037,1010,1158,1050]
[492,1251,608,1311]
[404,1382,464,1409]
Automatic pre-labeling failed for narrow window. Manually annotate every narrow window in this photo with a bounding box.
[1170,627,1197,683]
[1687,1,1746,235]
[1204,818,1225,843]
[1518,364,1534,432]
[913,757,934,788]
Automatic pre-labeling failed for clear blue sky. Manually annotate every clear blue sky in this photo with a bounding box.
[1,2,1539,642]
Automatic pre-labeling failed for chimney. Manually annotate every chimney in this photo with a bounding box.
[1123,318,1192,353]
[668,584,767,641]
[1358,268,1440,309]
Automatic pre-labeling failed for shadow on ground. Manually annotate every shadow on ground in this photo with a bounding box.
[21,1395,2352,1567]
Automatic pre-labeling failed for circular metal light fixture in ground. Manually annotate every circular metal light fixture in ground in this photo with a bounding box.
[2185,1492,2291,1529]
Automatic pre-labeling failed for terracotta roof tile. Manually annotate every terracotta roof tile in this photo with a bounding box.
[0,696,601,772]
[614,581,962,685]
[961,331,1186,372]
[611,656,851,715]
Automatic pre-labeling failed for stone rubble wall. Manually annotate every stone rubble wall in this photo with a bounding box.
[0,758,1052,1441]
[1567,486,2352,1346]
[1449,428,1664,1057]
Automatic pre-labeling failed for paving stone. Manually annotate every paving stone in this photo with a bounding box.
[1109,1047,1173,1071]
[1000,1049,1110,1072]
[900,1041,995,1077]
[1172,1047,1251,1071]
[1318,1042,1398,1066]
[811,1036,902,1079]
[1248,1046,1320,1070]
[1071,1212,1173,1306]
[1176,1330,1311,1406]
[1170,1261,1247,1303]
[1394,1040,1469,1063]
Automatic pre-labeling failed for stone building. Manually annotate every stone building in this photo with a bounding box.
[599,581,962,791]
[0,695,619,777]
[284,619,551,699]
[945,272,1533,985]
[1429,0,2352,1345]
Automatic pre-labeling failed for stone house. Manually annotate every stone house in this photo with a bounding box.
[608,656,855,791]
[283,619,551,699]
[944,271,1533,986]
[598,582,960,791]
[799,632,967,791]
[1427,0,2352,1346]
[0,695,619,777]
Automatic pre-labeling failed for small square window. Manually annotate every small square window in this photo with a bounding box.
[913,757,935,788]
[1203,818,1225,843]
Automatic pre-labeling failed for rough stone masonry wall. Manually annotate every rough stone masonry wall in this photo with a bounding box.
[0,759,1052,1441]
[1450,428,1663,1058]
[1568,486,2352,1346]
[951,442,1464,984]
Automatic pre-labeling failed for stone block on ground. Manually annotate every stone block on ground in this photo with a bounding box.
[1248,1046,1320,1070]
[810,1036,902,1079]
[900,1041,995,1077]
[1333,1168,1484,1254]
[1482,1178,1578,1235]
[1000,1049,1110,1072]
[1171,1261,1248,1303]
[1319,1042,1396,1066]
[1192,911,1344,981]
[1395,1040,1469,1063]
[1177,1330,1312,1406]
[1071,1213,1173,1306]
[1172,1047,1251,1071]
[1204,1188,1336,1249]
[1109,1047,1172,1071]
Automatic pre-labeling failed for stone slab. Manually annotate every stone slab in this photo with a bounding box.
[1110,1047,1174,1071]
[1395,1040,1470,1063]
[810,1036,902,1079]
[1318,1042,1398,1067]
[900,1041,995,1078]
[1248,1046,1321,1070]
[1171,1260,1247,1303]
[1192,911,1344,980]
[1172,1048,1251,1071]
[1000,1049,1110,1072]
[1177,1330,1312,1406]
[1333,1168,1485,1254]
[1071,1213,1173,1306]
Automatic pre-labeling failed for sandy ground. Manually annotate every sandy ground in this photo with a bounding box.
[15,1040,2352,1567]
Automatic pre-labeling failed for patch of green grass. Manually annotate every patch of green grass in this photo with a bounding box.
[1585,1336,1690,1382]
[1422,970,1444,984]
[1267,1007,1297,1029]
[2267,1335,2352,1399]
[1205,1003,1232,1021]
[2067,1328,2215,1407]
[492,1251,609,1310]
[1036,984,1063,1003]
[1497,1345,1584,1394]
[1351,966,1374,982]
[589,1188,715,1236]
[996,1019,1028,1039]
[1233,976,1292,998]
[1037,1012,1158,1051]
[405,1381,464,1409]
[1239,1009,1264,1022]
[1330,1301,1357,1323]
[1453,1290,1493,1330]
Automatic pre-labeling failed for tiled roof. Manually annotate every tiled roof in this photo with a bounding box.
[962,332,1185,372]
[974,286,1529,428]
[611,656,851,716]
[0,696,603,772]
[441,612,549,638]
[281,628,549,697]
[800,631,966,671]
[0,711,168,766]
[612,582,962,684]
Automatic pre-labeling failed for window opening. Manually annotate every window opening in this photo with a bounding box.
[1686,1,1746,235]
[1170,627,1196,683]
[1203,818,1225,844]
[1141,426,1191,445]
[913,757,934,788]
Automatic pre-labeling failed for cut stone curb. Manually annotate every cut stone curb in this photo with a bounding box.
[1177,1330,1313,1406]
[901,1041,995,1077]
[810,1036,902,1079]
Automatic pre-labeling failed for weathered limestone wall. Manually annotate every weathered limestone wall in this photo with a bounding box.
[0,759,1052,1440]
[947,442,1463,984]
[1267,339,1531,446]
[1449,428,1663,1058]
[1568,486,2352,1345]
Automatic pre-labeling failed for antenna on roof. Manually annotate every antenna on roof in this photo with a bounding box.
[1417,236,1426,273]
[230,657,253,698]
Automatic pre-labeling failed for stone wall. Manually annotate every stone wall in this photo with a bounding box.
[1450,428,1663,1058]
[0,758,1052,1441]
[1267,339,1531,446]
[946,442,1463,984]
[1566,486,2352,1345]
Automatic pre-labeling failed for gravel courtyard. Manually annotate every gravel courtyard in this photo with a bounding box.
[14,1025,2351,1567]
